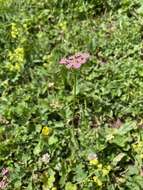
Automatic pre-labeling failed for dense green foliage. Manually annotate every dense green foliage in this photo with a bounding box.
[1,0,143,189]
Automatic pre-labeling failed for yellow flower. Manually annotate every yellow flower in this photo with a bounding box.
[11,23,19,38]
[93,176,102,187]
[42,126,51,136]
[58,21,67,31]
[102,165,111,176]
[106,165,111,171]
[97,164,103,169]
[97,179,102,187]
[89,159,99,165]
[132,141,143,153]
[93,176,98,182]
[14,47,24,63]
[102,168,109,176]
[15,63,21,72]
[7,47,24,72]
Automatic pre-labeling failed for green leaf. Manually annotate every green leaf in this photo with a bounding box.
[48,135,58,145]
[117,122,136,135]
[127,165,139,176]
[137,5,143,15]
[33,141,43,155]
[74,164,87,183]
[112,153,126,166]
[112,135,131,147]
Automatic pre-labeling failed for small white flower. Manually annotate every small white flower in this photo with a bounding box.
[48,82,54,88]
[87,153,98,161]
[55,163,61,171]
[39,153,50,164]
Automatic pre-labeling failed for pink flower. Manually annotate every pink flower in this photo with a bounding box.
[0,168,9,189]
[2,168,9,176]
[0,179,8,189]
[59,52,90,69]
[59,58,67,65]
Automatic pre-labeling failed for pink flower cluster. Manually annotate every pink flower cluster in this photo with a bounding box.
[59,52,90,69]
[0,168,9,189]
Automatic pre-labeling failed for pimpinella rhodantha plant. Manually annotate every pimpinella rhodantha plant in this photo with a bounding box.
[59,52,90,154]
[59,52,90,114]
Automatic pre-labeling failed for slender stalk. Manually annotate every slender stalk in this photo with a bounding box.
[73,71,77,114]
[70,71,79,152]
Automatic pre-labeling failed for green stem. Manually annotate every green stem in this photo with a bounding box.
[73,71,77,114]
[70,71,79,153]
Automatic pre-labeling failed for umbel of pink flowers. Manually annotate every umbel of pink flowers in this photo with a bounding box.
[59,52,90,69]
[0,168,9,189]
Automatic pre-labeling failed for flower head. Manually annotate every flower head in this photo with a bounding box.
[59,52,90,69]
[88,153,98,161]
[97,164,103,169]
[0,179,8,190]
[102,165,111,176]
[42,126,51,136]
[11,23,18,38]
[0,168,9,189]
[88,152,99,165]
[1,168,9,176]
[102,168,109,176]
[89,159,99,165]
[93,176,102,186]
[39,153,50,164]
